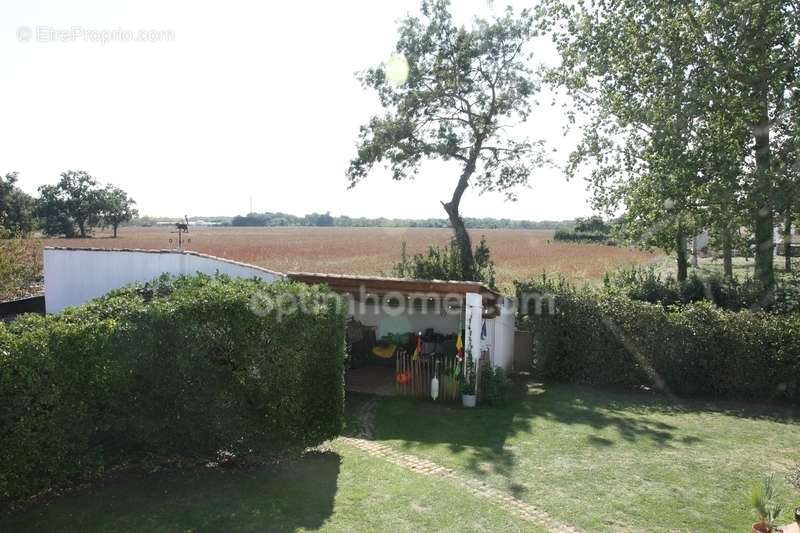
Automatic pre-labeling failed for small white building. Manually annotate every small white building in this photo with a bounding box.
[43,247,515,400]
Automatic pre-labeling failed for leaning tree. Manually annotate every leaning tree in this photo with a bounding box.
[347,0,545,280]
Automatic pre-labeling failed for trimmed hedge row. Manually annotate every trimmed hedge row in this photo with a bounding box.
[0,275,346,504]
[517,281,800,402]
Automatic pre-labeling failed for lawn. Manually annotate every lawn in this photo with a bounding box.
[0,443,536,533]
[3,383,799,532]
[373,382,800,532]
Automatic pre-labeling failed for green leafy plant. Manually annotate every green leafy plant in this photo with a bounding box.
[0,275,347,504]
[461,353,476,396]
[479,360,510,406]
[0,230,41,300]
[393,236,496,288]
[750,474,783,530]
[788,463,800,492]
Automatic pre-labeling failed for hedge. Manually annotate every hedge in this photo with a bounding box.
[0,275,346,504]
[517,280,800,403]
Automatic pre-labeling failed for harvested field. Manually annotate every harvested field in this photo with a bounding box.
[41,227,662,287]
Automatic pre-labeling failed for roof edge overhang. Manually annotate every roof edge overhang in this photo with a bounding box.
[286,271,504,313]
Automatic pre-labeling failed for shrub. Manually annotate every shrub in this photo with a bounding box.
[553,229,616,245]
[392,236,497,288]
[0,275,346,504]
[602,266,800,313]
[479,360,510,406]
[0,231,41,301]
[516,278,800,403]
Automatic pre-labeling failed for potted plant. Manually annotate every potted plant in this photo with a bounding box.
[461,352,476,407]
[751,474,783,533]
[788,463,800,525]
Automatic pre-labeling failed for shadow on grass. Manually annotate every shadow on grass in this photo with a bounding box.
[372,379,713,488]
[1,450,341,533]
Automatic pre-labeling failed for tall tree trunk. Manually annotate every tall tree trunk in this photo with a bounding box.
[753,110,775,298]
[721,226,734,279]
[78,220,86,238]
[443,204,474,278]
[442,139,483,281]
[113,223,119,238]
[676,228,688,282]
[785,208,793,272]
[751,38,775,300]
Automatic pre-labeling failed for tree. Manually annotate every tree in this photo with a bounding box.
[574,216,610,234]
[347,0,545,281]
[0,172,35,235]
[545,0,800,293]
[545,0,708,281]
[36,171,115,238]
[685,0,800,296]
[772,65,800,272]
[101,185,138,238]
[306,212,334,227]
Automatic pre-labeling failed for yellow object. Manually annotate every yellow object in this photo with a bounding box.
[372,344,396,359]
[456,332,463,351]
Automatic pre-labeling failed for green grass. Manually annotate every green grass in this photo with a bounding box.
[373,382,800,531]
[4,384,799,532]
[0,442,536,533]
[653,253,799,281]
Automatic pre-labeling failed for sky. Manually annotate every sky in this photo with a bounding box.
[0,0,593,221]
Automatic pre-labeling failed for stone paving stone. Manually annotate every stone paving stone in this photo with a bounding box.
[337,396,582,533]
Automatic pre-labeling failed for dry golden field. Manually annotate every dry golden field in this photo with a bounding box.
[42,226,662,287]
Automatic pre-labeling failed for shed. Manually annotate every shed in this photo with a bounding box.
[43,248,515,399]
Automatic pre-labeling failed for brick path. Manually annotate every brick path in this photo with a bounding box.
[337,396,582,533]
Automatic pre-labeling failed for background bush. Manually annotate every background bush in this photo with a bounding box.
[516,278,800,403]
[603,266,800,313]
[553,229,616,245]
[0,275,346,505]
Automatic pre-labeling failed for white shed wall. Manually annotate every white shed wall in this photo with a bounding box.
[350,301,462,338]
[44,248,283,313]
[488,298,516,372]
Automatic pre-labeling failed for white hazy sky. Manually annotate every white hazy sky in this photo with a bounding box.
[0,0,593,220]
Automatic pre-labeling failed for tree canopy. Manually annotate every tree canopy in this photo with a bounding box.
[36,171,136,238]
[100,185,138,237]
[543,0,800,298]
[347,0,545,280]
[0,172,35,235]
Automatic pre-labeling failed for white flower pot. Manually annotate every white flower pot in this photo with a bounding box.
[462,394,476,408]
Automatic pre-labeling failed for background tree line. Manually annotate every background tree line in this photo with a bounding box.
[229,211,574,230]
[1,170,137,238]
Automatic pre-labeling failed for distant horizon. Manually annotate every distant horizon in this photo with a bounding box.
[132,212,581,224]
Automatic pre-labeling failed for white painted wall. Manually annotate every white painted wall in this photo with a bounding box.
[464,292,483,363]
[44,248,283,313]
[350,301,462,338]
[488,297,516,372]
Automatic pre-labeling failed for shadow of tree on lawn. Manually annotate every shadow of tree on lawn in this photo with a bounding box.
[1,451,341,533]
[371,378,711,490]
